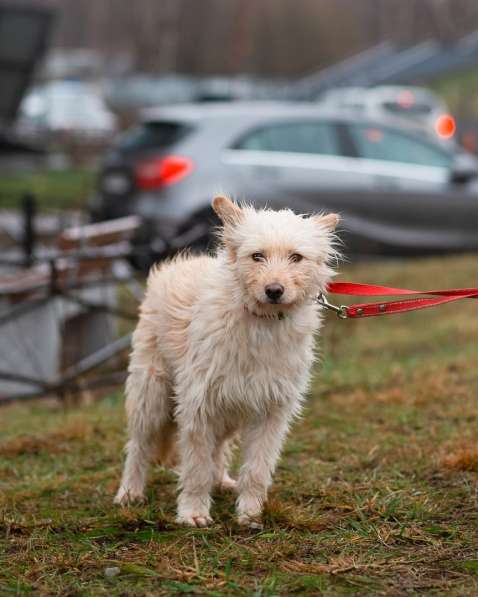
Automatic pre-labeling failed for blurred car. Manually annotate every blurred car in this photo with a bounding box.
[18,81,117,140]
[90,102,478,260]
[319,86,456,144]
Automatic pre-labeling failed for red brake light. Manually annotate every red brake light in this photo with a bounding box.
[435,114,456,139]
[136,155,193,190]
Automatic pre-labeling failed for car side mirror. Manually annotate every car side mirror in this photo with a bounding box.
[450,153,478,184]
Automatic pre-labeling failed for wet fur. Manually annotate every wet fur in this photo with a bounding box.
[115,196,339,527]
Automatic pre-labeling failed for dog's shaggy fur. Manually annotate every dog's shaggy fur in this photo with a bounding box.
[115,196,339,527]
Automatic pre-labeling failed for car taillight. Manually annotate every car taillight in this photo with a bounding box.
[435,114,456,139]
[136,155,193,190]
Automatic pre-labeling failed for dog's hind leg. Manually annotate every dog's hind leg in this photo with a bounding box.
[114,335,172,506]
[213,437,237,491]
[155,417,178,468]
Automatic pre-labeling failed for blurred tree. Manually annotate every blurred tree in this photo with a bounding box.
[50,0,478,77]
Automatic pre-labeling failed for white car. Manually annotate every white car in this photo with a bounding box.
[91,102,478,260]
[18,81,116,139]
[319,86,456,145]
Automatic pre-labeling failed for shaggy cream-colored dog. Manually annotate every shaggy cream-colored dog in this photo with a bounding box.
[115,196,339,527]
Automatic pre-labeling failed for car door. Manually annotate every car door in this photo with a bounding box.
[222,119,381,208]
[343,122,452,191]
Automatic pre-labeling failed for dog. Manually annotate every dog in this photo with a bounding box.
[114,195,339,527]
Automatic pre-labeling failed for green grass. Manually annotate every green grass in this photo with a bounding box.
[1,254,478,595]
[0,168,95,211]
[430,67,478,117]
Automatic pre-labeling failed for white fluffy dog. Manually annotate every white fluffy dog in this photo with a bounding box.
[115,195,339,527]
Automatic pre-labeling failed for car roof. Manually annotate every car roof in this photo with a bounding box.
[141,101,415,128]
[322,85,440,99]
[142,101,347,122]
[141,101,448,147]
[321,86,446,112]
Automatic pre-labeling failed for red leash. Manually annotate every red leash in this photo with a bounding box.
[318,282,478,319]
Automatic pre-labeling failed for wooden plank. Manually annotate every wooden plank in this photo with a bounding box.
[58,216,141,250]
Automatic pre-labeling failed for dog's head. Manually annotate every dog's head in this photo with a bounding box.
[212,195,339,315]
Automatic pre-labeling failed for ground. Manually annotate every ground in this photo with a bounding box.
[1,254,478,596]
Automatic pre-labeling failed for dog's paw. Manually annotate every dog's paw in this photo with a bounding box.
[236,493,264,528]
[176,513,214,528]
[237,514,263,530]
[114,487,146,506]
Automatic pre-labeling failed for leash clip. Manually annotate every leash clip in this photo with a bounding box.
[316,293,348,319]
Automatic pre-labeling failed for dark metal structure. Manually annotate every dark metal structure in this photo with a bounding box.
[292,31,478,98]
[0,1,55,126]
[0,2,55,171]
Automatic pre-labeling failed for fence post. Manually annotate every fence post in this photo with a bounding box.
[22,193,36,268]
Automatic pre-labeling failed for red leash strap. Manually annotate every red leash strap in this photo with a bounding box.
[320,282,478,319]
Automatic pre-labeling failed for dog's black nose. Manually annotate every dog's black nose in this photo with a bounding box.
[265,283,285,302]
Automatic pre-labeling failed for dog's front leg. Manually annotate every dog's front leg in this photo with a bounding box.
[176,410,215,528]
[236,408,291,528]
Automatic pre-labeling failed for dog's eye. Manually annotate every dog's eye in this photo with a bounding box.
[251,252,265,262]
[290,253,303,263]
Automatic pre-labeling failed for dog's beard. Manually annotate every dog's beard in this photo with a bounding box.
[244,292,302,316]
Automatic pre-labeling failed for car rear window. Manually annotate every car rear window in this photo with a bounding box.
[382,101,433,116]
[117,121,191,154]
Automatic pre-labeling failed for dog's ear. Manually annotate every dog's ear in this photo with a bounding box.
[212,195,243,227]
[312,212,340,231]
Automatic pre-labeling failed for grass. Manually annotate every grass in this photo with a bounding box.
[1,253,478,595]
[0,168,95,211]
[430,67,478,117]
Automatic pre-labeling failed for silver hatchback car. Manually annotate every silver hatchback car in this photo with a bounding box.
[91,102,478,258]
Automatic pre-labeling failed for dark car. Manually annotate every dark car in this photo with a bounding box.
[90,102,478,259]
